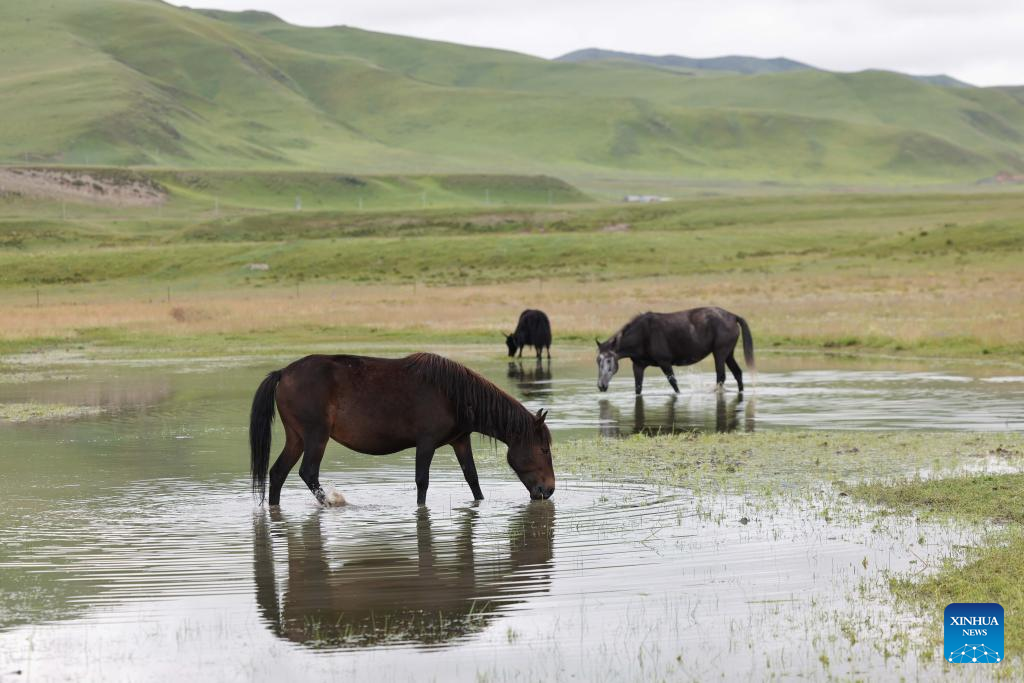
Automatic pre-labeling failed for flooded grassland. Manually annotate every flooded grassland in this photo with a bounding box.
[1,348,1023,681]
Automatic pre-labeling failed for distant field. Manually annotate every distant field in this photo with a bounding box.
[1,185,1022,360]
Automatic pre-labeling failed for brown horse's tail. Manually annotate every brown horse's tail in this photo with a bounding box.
[736,315,755,372]
[249,370,282,504]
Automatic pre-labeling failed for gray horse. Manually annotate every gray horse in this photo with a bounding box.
[596,307,754,394]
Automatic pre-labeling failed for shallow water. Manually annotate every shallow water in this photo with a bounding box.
[2,346,1023,437]
[0,346,1020,680]
[0,468,989,681]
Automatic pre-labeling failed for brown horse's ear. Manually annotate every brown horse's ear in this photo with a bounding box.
[534,408,548,423]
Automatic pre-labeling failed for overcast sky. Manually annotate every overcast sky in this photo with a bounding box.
[170,0,1023,86]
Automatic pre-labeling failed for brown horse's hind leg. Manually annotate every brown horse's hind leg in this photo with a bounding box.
[268,425,303,506]
[298,429,331,505]
[452,434,484,501]
[726,353,744,392]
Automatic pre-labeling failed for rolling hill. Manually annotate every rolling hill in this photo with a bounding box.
[556,48,974,88]
[2,0,1023,186]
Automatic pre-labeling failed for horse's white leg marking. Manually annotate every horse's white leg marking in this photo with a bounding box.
[323,486,347,507]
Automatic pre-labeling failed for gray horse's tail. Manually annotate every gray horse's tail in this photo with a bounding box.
[736,316,755,371]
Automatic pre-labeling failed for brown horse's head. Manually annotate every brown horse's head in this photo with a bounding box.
[507,409,555,500]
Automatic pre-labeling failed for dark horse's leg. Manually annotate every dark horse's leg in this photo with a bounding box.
[712,350,727,392]
[659,363,680,394]
[535,345,542,360]
[415,442,436,505]
[268,424,303,506]
[298,428,330,505]
[545,345,551,359]
[725,352,744,393]
[517,345,523,358]
[452,434,484,500]
[633,361,646,395]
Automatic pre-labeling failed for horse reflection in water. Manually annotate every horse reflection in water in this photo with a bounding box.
[599,394,755,436]
[507,359,553,399]
[253,502,555,649]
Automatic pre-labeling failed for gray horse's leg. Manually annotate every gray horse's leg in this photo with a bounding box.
[659,363,679,393]
[633,362,646,395]
[726,352,744,392]
[712,350,727,392]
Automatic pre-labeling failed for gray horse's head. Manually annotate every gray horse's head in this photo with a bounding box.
[595,338,619,392]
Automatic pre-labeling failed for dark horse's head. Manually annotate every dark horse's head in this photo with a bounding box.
[504,332,518,357]
[595,338,619,392]
[508,409,555,499]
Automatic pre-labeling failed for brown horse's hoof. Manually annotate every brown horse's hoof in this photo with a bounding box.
[322,488,347,507]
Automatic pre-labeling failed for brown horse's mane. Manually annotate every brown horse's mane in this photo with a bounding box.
[403,353,547,445]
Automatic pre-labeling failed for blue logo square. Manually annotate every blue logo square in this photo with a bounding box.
[945,603,1004,664]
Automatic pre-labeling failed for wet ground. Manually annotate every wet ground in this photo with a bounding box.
[1,346,1021,680]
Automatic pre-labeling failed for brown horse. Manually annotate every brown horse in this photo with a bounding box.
[249,352,555,507]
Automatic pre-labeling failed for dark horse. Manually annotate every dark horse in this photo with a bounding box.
[596,307,754,395]
[249,353,555,507]
[505,309,552,359]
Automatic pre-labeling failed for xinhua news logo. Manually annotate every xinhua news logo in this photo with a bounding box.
[944,603,1004,664]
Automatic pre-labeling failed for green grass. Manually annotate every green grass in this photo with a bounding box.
[855,473,1024,524]
[3,0,1024,183]
[2,189,1022,284]
[2,188,1023,360]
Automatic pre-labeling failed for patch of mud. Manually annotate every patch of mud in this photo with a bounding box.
[0,168,166,206]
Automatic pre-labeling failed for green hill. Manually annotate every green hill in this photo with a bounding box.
[2,0,1023,186]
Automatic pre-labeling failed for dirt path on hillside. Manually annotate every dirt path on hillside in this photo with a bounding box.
[0,167,166,206]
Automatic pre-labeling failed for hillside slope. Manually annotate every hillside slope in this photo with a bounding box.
[2,0,1023,184]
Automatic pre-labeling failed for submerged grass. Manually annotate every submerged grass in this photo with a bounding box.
[557,431,1024,498]
[553,432,1024,672]
[854,471,1024,671]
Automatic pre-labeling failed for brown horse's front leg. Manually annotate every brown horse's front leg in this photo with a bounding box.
[415,444,436,505]
[452,435,484,501]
